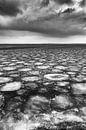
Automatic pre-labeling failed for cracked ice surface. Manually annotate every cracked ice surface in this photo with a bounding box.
[0,47,86,130]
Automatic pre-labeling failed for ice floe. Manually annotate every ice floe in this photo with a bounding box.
[0,77,12,83]
[37,65,50,69]
[52,95,72,109]
[44,73,69,81]
[18,68,32,72]
[72,83,86,94]
[22,76,40,82]
[1,82,21,91]
[3,67,16,71]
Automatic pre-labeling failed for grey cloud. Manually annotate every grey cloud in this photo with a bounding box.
[0,0,22,16]
[54,0,73,5]
[0,0,85,17]
[80,0,85,7]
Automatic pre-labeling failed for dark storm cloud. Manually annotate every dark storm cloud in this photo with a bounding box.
[0,0,22,16]
[54,0,73,5]
[0,0,85,17]
[0,0,73,17]
[80,0,85,7]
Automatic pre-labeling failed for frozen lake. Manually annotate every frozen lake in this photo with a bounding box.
[0,46,86,130]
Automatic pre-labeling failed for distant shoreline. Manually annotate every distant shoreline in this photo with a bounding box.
[0,44,86,50]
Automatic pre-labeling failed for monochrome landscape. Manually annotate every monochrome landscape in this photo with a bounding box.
[0,0,86,130]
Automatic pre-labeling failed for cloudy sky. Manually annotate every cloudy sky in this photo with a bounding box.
[0,0,86,43]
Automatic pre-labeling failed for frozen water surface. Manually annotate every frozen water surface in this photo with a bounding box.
[0,46,86,130]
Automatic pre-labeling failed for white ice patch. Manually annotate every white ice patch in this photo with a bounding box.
[36,65,50,69]
[14,121,27,130]
[1,82,21,91]
[52,95,72,108]
[44,73,69,81]
[22,76,40,82]
[0,72,3,75]
[51,111,83,124]
[0,77,12,83]
[72,83,86,94]
[54,65,67,70]
[29,71,40,75]
[34,62,43,65]
[18,68,32,72]
[3,67,16,71]
[14,120,40,130]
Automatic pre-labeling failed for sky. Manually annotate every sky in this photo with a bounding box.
[0,0,86,43]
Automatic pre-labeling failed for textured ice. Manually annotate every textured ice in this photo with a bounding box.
[0,77,12,83]
[3,67,16,71]
[22,76,40,82]
[44,73,69,81]
[1,82,21,91]
[72,83,86,94]
[52,95,73,109]
[0,47,86,130]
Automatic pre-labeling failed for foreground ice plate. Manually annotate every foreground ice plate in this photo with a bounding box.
[1,82,21,91]
[72,83,86,94]
[0,77,12,83]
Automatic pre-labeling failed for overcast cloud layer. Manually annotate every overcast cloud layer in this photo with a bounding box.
[0,0,86,37]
